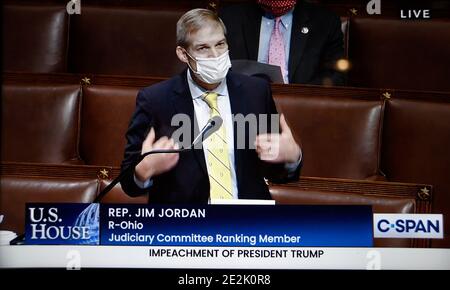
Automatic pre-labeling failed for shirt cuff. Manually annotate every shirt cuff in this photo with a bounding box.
[284,148,303,172]
[133,174,153,189]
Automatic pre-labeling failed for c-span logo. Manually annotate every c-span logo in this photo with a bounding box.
[373,214,443,239]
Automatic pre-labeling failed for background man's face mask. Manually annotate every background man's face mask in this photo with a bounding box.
[186,50,232,84]
[257,0,297,17]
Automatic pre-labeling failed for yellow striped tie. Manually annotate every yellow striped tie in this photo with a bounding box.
[203,92,233,199]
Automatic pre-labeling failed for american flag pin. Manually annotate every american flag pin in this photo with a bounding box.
[301,27,309,34]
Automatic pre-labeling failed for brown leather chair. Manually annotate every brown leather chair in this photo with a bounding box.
[382,96,450,247]
[80,85,139,166]
[348,17,450,91]
[68,6,186,77]
[1,84,81,164]
[0,175,98,234]
[274,92,383,180]
[2,4,69,73]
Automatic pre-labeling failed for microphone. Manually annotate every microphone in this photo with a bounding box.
[93,116,223,202]
[139,115,223,158]
[191,115,223,150]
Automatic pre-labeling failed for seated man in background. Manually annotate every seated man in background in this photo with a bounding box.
[120,8,302,203]
[219,0,346,86]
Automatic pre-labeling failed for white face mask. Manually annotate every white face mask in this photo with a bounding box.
[186,50,232,84]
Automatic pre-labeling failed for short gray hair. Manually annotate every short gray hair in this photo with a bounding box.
[176,8,227,48]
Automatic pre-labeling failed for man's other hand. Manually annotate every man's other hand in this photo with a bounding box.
[255,114,301,163]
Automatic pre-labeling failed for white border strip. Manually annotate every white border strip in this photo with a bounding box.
[1,246,450,270]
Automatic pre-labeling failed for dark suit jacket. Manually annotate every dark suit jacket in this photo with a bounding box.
[120,70,301,203]
[219,1,345,86]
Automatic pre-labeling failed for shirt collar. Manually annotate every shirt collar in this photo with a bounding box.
[263,9,294,30]
[187,69,228,100]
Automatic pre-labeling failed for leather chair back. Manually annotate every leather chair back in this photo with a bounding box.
[382,97,450,247]
[0,176,98,233]
[1,84,81,164]
[348,17,450,91]
[80,85,139,166]
[274,93,383,180]
[69,6,186,77]
[2,4,69,73]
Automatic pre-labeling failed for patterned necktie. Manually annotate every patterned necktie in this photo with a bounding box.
[202,92,233,199]
[268,17,288,83]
